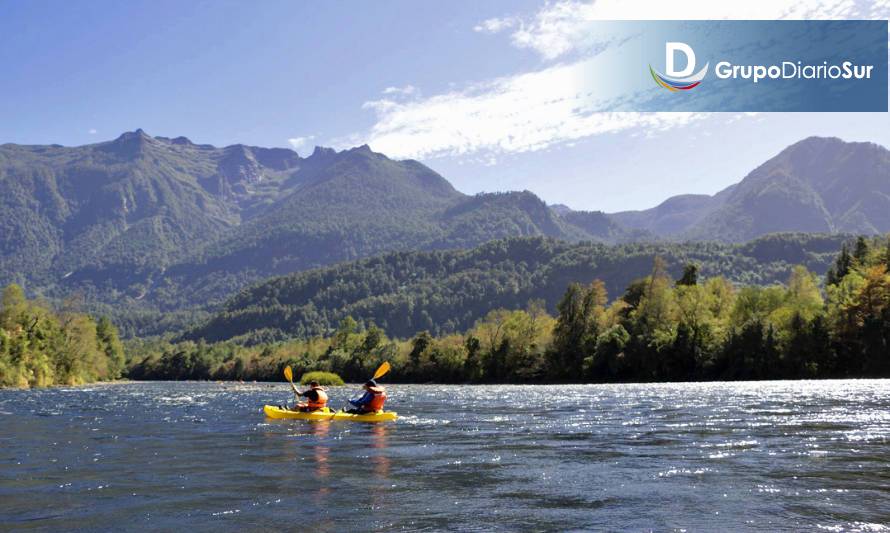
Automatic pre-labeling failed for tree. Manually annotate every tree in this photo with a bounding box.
[621,278,648,312]
[96,316,125,379]
[0,284,27,328]
[549,281,606,380]
[677,263,699,286]
[586,324,629,381]
[827,244,853,286]
[463,335,483,382]
[883,237,890,268]
[853,236,870,265]
[770,266,825,335]
[409,331,433,377]
[634,258,675,338]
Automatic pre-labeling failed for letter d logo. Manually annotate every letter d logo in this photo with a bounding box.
[649,42,709,92]
[666,42,695,77]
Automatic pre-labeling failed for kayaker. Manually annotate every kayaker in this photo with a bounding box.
[346,380,386,414]
[293,380,328,412]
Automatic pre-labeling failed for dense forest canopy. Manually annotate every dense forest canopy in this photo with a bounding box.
[0,285,124,387]
[184,233,849,344]
[129,235,890,384]
[5,233,888,387]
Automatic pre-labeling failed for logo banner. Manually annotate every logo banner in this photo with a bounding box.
[592,20,887,112]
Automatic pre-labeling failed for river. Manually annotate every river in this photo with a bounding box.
[1,380,889,531]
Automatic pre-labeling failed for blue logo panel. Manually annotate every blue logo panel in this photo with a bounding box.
[602,21,887,112]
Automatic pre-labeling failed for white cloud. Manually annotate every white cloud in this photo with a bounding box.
[347,1,888,161]
[382,85,417,96]
[287,135,315,150]
[473,17,517,34]
[88,128,98,135]
[503,0,885,60]
[356,58,708,160]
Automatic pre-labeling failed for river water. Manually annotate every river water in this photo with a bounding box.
[1,380,889,531]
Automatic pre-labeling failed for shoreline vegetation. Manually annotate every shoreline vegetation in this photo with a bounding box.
[126,236,890,385]
[0,285,125,388]
[3,235,889,389]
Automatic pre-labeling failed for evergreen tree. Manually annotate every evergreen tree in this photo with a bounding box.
[677,263,699,286]
[828,244,853,286]
[853,236,870,265]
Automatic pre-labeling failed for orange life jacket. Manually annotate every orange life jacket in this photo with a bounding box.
[366,387,386,411]
[307,388,328,410]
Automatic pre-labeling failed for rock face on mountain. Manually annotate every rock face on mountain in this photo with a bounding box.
[607,137,890,242]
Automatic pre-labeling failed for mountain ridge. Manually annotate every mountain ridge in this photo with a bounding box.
[1,130,625,321]
[611,136,890,241]
[2,131,888,338]
[183,232,851,343]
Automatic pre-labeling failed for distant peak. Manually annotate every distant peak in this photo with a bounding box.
[310,146,337,158]
[550,204,574,215]
[796,135,844,144]
[250,146,301,170]
[344,144,387,161]
[772,136,880,164]
[351,144,374,153]
[102,129,155,157]
[785,136,844,151]
[115,129,151,141]
[223,143,252,155]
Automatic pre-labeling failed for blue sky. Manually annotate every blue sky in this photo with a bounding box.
[1,0,888,212]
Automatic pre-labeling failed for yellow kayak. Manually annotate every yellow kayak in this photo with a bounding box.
[263,405,397,422]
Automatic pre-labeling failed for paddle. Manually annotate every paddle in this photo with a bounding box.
[283,365,298,407]
[344,361,390,411]
[372,361,391,380]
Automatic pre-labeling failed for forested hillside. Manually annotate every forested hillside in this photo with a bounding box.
[611,137,890,241]
[4,132,890,340]
[1,132,630,332]
[184,233,849,343]
[0,284,124,388]
[130,235,890,384]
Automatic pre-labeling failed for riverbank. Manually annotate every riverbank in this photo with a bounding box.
[0,378,135,391]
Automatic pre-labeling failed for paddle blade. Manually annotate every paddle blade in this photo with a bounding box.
[283,366,293,383]
[372,361,391,380]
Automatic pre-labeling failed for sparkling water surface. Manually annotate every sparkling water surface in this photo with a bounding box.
[1,380,889,531]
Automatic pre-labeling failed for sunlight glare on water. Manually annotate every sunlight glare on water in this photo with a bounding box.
[1,380,889,530]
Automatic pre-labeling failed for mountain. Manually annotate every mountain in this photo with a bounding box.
[685,137,890,241]
[0,130,240,290]
[607,137,890,241]
[558,209,656,243]
[184,233,849,343]
[609,187,736,237]
[3,132,888,338]
[0,131,620,328]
